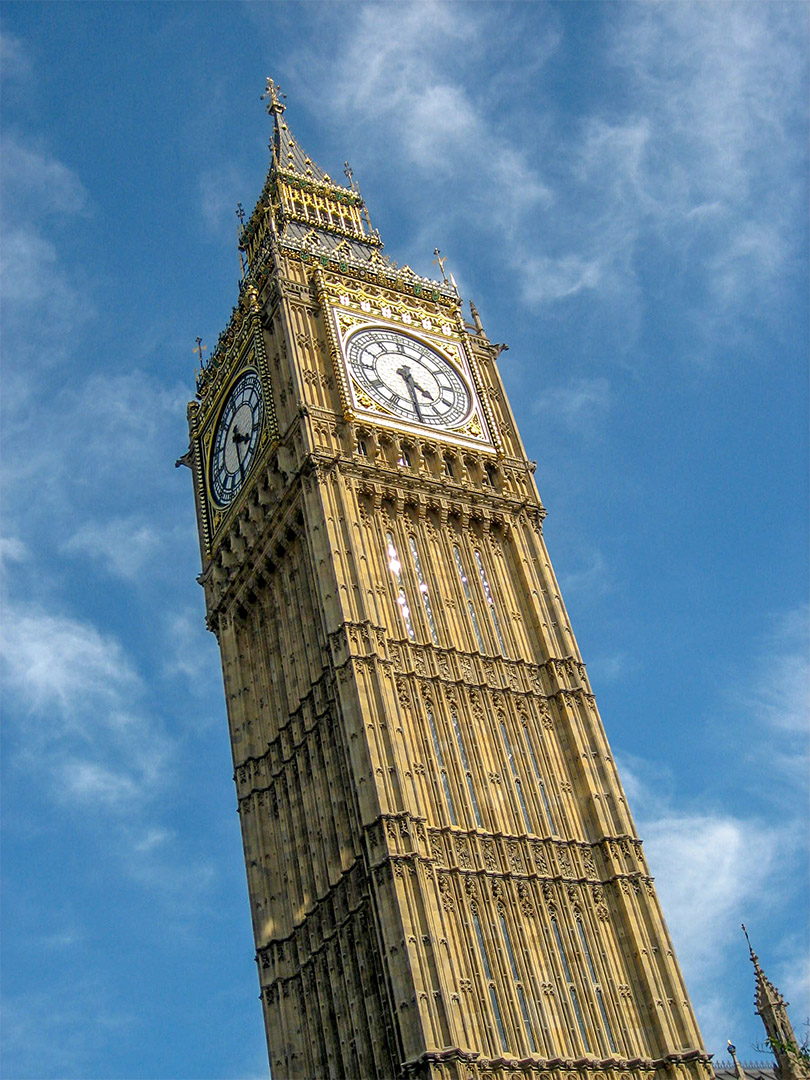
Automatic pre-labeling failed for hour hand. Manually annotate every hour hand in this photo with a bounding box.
[396,365,425,420]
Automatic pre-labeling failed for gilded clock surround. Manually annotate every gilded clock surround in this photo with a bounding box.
[319,269,496,449]
[184,81,712,1080]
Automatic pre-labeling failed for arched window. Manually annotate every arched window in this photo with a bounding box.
[523,725,557,835]
[551,915,590,1052]
[453,545,485,651]
[500,908,538,1052]
[385,533,414,640]
[426,707,457,825]
[450,708,482,827]
[408,537,438,645]
[472,906,508,1054]
[474,549,506,655]
[500,721,532,834]
[577,915,617,1053]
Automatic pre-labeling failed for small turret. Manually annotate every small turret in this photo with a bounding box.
[743,925,809,1080]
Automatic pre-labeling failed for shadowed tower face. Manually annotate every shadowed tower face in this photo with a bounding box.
[185,80,711,1080]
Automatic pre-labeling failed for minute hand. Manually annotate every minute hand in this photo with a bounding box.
[396,365,430,422]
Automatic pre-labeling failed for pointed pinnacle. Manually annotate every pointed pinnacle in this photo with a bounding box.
[262,77,286,116]
[742,924,763,971]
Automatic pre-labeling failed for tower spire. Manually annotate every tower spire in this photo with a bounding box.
[261,76,328,181]
[742,925,809,1080]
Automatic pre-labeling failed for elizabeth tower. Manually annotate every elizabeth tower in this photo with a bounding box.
[185,83,711,1080]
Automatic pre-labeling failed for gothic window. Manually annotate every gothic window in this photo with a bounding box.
[427,707,457,826]
[551,915,590,1053]
[450,708,483,827]
[474,549,507,655]
[523,726,557,835]
[444,455,455,478]
[398,447,412,468]
[357,437,368,456]
[500,721,533,834]
[386,533,414,640]
[500,908,538,1053]
[453,545,485,651]
[408,536,438,645]
[577,916,617,1053]
[471,906,509,1054]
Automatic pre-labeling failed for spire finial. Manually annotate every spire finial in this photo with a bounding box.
[742,924,763,971]
[262,77,286,116]
[433,248,448,283]
[193,337,207,368]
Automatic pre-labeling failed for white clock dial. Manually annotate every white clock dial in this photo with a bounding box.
[209,370,263,507]
[345,327,471,428]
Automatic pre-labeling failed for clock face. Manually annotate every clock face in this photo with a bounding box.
[345,327,472,428]
[209,370,263,507]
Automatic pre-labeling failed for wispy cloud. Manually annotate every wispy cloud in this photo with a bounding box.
[618,753,795,1056]
[0,602,169,810]
[278,2,554,244]
[721,604,810,807]
[199,162,252,237]
[271,2,806,364]
[0,29,33,83]
[557,546,615,598]
[63,516,163,580]
[533,376,611,434]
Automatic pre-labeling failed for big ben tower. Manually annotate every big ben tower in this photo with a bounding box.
[185,81,712,1080]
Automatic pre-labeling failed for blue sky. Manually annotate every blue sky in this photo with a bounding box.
[1,3,807,1078]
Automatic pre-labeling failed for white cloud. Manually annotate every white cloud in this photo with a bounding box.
[722,605,810,805]
[0,602,170,811]
[2,370,189,537]
[288,2,553,240]
[0,134,93,382]
[199,162,252,236]
[275,2,806,363]
[533,376,611,432]
[1,605,138,718]
[618,753,796,1056]
[0,536,28,566]
[600,3,807,318]
[1,134,89,218]
[521,253,603,303]
[0,30,33,82]
[63,517,163,580]
[556,546,615,598]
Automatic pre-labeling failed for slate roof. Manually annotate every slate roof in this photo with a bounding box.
[713,1064,777,1079]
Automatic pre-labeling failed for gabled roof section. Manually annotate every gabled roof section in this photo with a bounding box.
[263,78,329,182]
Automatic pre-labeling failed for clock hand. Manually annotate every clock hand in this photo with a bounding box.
[396,365,424,422]
[232,426,249,481]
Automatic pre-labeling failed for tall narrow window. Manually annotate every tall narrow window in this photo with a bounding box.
[450,709,483,827]
[386,533,414,640]
[427,708,457,825]
[453,545,485,651]
[409,537,438,645]
[472,907,509,1053]
[500,910,538,1052]
[577,916,617,1053]
[474,549,506,655]
[523,726,557,835]
[552,916,590,1052]
[500,721,533,833]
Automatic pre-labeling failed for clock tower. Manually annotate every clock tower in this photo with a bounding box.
[185,81,712,1080]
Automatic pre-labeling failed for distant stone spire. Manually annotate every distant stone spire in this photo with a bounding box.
[742,925,809,1080]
